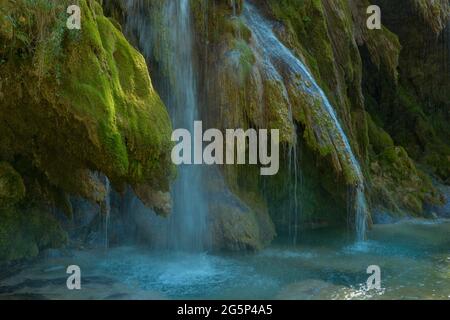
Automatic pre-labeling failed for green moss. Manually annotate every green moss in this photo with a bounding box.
[262,80,296,144]
[369,144,442,215]
[367,112,394,154]
[364,26,401,81]
[366,107,442,215]
[229,38,255,81]
[266,0,339,99]
[0,0,175,262]
[393,85,450,179]
[0,0,174,195]
[0,207,67,262]
[0,162,26,208]
[60,2,173,184]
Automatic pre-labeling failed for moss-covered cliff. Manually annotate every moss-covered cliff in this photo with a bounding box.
[0,0,174,262]
[0,0,448,260]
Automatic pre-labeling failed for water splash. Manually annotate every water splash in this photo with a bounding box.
[243,4,368,241]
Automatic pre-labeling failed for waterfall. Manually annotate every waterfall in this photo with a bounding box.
[104,177,111,249]
[121,0,367,242]
[286,85,300,245]
[231,0,237,16]
[123,0,209,251]
[243,4,368,241]
[287,133,300,245]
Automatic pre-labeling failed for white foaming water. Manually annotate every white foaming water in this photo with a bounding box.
[243,4,368,241]
[123,0,209,251]
[259,248,317,259]
[342,240,385,255]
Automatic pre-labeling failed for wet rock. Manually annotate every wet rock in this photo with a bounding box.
[0,162,25,208]
[206,168,275,251]
[0,0,174,262]
[133,184,172,216]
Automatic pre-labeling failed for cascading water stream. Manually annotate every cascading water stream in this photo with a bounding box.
[104,177,111,249]
[285,88,301,244]
[244,4,368,241]
[287,132,300,245]
[231,0,237,16]
[123,0,209,251]
[122,0,366,243]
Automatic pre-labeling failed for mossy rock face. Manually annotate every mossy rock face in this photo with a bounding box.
[364,0,450,182]
[367,114,442,216]
[370,146,442,215]
[0,207,67,263]
[208,188,275,251]
[0,0,174,262]
[0,162,26,208]
[0,0,174,211]
[367,113,443,215]
[189,0,449,227]
[199,166,275,251]
[367,113,394,154]
[0,0,447,259]
[191,0,366,230]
